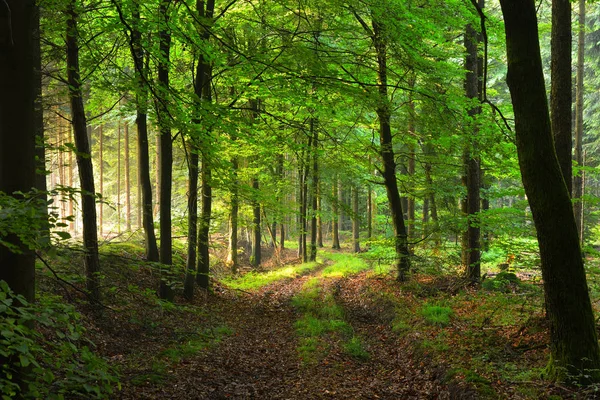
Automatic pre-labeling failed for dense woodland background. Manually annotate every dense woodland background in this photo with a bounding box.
[5,0,600,398]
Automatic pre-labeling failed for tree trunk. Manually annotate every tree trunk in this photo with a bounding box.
[130,0,158,261]
[227,157,239,272]
[124,123,131,231]
[251,177,261,267]
[157,0,173,301]
[464,21,481,282]
[332,176,341,249]
[372,17,410,281]
[0,0,37,302]
[66,0,100,302]
[197,154,212,288]
[317,183,323,247]
[186,0,214,296]
[573,0,585,241]
[117,122,122,233]
[352,186,360,253]
[367,184,373,240]
[184,142,198,299]
[309,118,318,261]
[499,0,600,382]
[98,124,104,235]
[551,0,573,193]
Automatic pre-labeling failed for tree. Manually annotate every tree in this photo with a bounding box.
[156,0,174,300]
[464,11,482,282]
[66,0,101,302]
[551,0,572,193]
[574,0,585,240]
[499,0,600,382]
[0,0,38,302]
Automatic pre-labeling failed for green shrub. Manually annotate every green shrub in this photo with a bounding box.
[0,281,119,399]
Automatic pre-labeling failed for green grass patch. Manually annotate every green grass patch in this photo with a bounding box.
[321,252,370,277]
[223,262,320,290]
[421,303,453,327]
[343,336,370,360]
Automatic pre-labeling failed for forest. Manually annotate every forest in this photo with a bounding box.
[3,0,600,398]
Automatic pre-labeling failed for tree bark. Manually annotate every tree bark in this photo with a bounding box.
[0,0,37,302]
[573,0,585,241]
[551,0,573,193]
[464,21,481,282]
[309,118,318,261]
[373,18,410,281]
[332,176,341,249]
[499,0,600,382]
[251,177,261,267]
[157,0,173,301]
[124,123,131,231]
[184,142,198,299]
[352,186,360,253]
[66,0,101,302]
[130,0,158,261]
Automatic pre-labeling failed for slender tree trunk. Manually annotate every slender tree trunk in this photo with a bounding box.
[499,0,600,381]
[352,186,360,253]
[372,17,410,281]
[574,0,585,241]
[228,157,239,272]
[130,0,158,260]
[464,20,481,282]
[125,123,131,231]
[332,176,341,249]
[367,184,373,240]
[66,0,100,302]
[251,176,261,267]
[184,142,198,299]
[186,0,214,295]
[309,118,318,261]
[68,125,75,234]
[317,183,323,247]
[551,0,573,193]
[99,124,103,234]
[117,122,122,233]
[197,153,212,288]
[157,0,173,301]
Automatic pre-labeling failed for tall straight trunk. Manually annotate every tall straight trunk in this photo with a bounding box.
[499,0,600,381]
[277,153,285,250]
[228,156,239,271]
[317,184,323,247]
[309,118,318,261]
[117,122,122,233]
[130,0,158,260]
[372,18,410,281]
[68,125,75,234]
[184,143,198,299]
[367,184,373,240]
[0,0,37,302]
[301,136,311,262]
[197,153,212,288]
[124,123,131,231]
[98,124,103,234]
[66,0,100,302]
[187,0,215,294]
[338,181,344,231]
[332,176,341,249]
[407,84,416,239]
[551,0,573,193]
[573,0,585,241]
[352,186,360,253]
[464,20,481,281]
[157,0,173,300]
[251,177,261,267]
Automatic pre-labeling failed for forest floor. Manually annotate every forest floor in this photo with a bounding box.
[38,242,600,399]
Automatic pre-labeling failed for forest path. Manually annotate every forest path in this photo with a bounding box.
[126,254,463,399]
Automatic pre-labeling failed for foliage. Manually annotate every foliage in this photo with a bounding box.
[0,281,119,399]
[420,303,453,327]
[222,262,320,290]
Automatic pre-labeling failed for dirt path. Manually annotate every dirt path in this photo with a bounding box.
[124,265,466,399]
